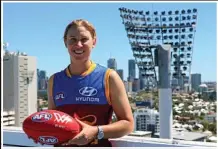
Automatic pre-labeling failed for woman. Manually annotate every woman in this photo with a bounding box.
[48,19,134,147]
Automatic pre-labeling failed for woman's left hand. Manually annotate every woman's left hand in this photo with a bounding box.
[62,118,98,146]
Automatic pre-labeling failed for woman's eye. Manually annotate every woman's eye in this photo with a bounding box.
[67,38,77,44]
[81,38,88,43]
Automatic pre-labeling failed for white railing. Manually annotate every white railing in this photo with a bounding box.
[3,127,217,147]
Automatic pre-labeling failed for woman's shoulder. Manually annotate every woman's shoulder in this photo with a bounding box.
[48,69,66,80]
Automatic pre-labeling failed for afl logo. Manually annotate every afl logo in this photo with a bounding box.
[38,136,58,145]
[79,87,97,96]
[55,92,65,101]
[31,112,52,122]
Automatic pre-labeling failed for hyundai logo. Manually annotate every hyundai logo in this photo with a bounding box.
[31,112,52,122]
[38,136,58,145]
[79,87,97,96]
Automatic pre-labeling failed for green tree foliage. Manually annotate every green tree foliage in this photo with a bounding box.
[201,120,209,130]
[208,123,217,134]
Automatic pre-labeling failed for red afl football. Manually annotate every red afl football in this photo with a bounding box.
[22,110,81,145]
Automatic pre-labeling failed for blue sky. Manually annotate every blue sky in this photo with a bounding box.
[3,2,217,81]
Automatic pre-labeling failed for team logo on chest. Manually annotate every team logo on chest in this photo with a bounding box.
[55,92,65,101]
[76,87,99,103]
[79,87,98,96]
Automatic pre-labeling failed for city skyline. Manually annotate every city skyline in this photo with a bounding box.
[3,2,217,82]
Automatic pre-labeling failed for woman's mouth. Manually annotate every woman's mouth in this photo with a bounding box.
[73,50,84,54]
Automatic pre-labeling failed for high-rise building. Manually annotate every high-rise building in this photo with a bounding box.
[39,70,46,79]
[37,70,48,90]
[127,81,133,93]
[124,81,128,92]
[117,69,124,81]
[37,69,40,90]
[191,73,201,91]
[132,78,140,92]
[134,109,160,135]
[107,58,117,70]
[139,69,146,90]
[39,79,47,90]
[128,59,136,81]
[3,52,37,127]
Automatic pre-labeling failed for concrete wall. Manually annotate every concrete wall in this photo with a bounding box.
[3,127,217,147]
[27,56,37,115]
[3,56,15,112]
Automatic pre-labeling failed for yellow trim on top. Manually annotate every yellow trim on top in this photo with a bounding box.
[105,69,112,105]
[66,66,72,78]
[81,62,96,77]
[65,61,96,78]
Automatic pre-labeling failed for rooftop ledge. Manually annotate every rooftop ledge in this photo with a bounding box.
[3,127,217,147]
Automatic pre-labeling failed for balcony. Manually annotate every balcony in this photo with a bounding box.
[3,127,217,147]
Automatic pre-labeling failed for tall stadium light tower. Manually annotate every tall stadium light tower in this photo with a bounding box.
[119,7,197,92]
[119,7,198,139]
[118,8,158,92]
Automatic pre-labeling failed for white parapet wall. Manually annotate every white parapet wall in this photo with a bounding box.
[3,127,217,147]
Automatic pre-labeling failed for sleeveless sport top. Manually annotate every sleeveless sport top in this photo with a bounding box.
[48,62,113,147]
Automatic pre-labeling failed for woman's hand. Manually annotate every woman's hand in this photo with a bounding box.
[62,118,98,146]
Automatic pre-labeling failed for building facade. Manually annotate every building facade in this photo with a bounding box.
[128,59,136,81]
[117,69,124,81]
[191,73,201,91]
[3,52,37,127]
[134,108,160,135]
[107,58,117,70]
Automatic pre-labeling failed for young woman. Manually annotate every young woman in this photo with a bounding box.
[48,19,134,147]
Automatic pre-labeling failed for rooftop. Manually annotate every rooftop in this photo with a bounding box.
[154,131,209,141]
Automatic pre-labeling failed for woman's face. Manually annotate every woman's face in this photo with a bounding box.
[65,26,96,62]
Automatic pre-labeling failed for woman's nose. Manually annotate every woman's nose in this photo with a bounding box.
[75,41,83,48]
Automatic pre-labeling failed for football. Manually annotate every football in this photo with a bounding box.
[22,110,81,145]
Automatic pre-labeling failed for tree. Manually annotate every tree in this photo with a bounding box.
[208,91,216,101]
[201,120,209,130]
[200,112,205,117]
[208,123,217,134]
[198,94,201,99]
[199,116,204,121]
[152,98,159,110]
[128,97,134,103]
[173,109,178,116]
[131,107,135,114]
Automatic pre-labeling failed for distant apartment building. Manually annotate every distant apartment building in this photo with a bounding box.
[132,78,140,92]
[204,82,217,91]
[171,78,179,89]
[127,81,133,92]
[128,59,136,81]
[204,113,216,123]
[3,111,15,126]
[37,69,48,90]
[123,80,133,93]
[124,81,128,92]
[139,69,146,90]
[199,84,208,93]
[191,73,201,91]
[3,51,37,127]
[134,108,160,135]
[39,79,48,90]
[117,69,124,81]
[107,58,117,70]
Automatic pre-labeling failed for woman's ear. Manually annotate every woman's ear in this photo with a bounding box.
[92,38,97,48]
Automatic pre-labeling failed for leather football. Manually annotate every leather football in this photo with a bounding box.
[22,110,81,145]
